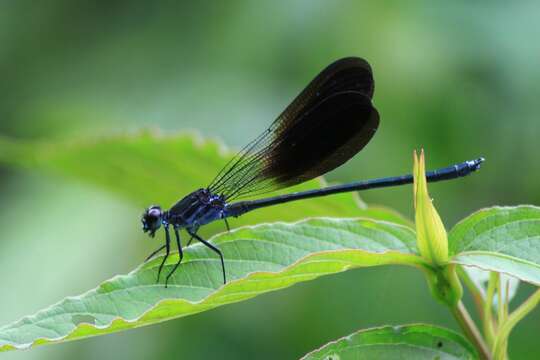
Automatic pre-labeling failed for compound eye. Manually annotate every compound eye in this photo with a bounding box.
[148,207,161,218]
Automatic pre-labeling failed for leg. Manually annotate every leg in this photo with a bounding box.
[185,224,199,247]
[145,244,167,263]
[165,226,184,287]
[156,224,171,284]
[144,244,166,262]
[187,229,227,284]
[224,218,231,232]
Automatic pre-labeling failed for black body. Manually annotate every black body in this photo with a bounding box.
[141,57,484,287]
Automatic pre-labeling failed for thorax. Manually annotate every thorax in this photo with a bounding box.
[167,188,226,228]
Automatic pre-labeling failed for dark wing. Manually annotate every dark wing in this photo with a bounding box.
[208,57,379,200]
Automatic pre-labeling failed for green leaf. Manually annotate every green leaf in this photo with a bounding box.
[0,132,411,230]
[301,324,477,360]
[449,206,540,285]
[0,218,425,352]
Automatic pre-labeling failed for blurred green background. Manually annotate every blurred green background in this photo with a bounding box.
[1,1,539,359]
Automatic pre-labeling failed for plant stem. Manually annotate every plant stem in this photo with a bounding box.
[497,276,504,326]
[483,272,498,347]
[492,289,540,360]
[458,266,486,322]
[452,301,491,360]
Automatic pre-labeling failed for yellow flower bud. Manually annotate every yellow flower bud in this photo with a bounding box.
[413,150,448,265]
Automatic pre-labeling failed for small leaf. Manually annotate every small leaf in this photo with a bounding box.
[414,150,448,265]
[301,324,477,360]
[449,206,540,285]
[0,218,426,352]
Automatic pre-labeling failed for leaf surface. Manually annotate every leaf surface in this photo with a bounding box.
[301,324,477,360]
[0,217,424,352]
[449,206,540,285]
[0,132,411,231]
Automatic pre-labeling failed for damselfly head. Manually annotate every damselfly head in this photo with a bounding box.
[141,205,163,237]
